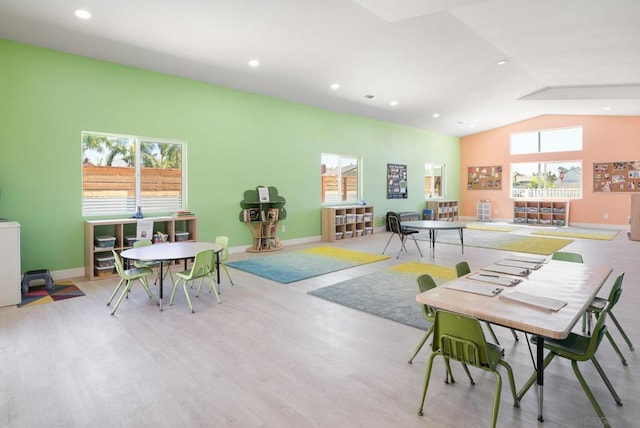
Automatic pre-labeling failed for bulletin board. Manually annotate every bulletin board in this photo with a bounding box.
[593,161,640,192]
[467,165,502,190]
[387,163,408,199]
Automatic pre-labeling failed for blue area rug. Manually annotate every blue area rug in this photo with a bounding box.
[226,247,389,284]
[308,262,456,330]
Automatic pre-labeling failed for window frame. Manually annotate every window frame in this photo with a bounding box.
[424,162,445,199]
[510,160,583,200]
[511,126,583,155]
[82,131,186,216]
[321,153,362,205]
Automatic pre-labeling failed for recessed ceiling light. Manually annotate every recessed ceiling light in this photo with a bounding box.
[390,101,398,107]
[330,83,340,90]
[497,59,507,65]
[248,59,260,67]
[363,94,376,100]
[75,9,92,19]
[432,113,440,118]
[468,124,475,128]
[603,106,612,111]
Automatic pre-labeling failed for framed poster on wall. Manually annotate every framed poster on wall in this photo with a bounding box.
[594,161,640,192]
[467,165,502,190]
[387,163,408,199]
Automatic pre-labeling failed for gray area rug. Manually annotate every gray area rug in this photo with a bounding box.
[308,265,454,330]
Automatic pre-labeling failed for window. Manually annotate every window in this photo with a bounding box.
[321,153,360,204]
[425,163,444,199]
[511,127,582,154]
[82,132,185,216]
[511,161,582,199]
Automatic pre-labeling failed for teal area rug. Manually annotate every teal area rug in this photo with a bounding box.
[308,262,456,330]
[226,246,389,284]
[415,229,573,255]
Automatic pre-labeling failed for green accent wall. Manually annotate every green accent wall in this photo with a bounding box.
[0,39,460,274]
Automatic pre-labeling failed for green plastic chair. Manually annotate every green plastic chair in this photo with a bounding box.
[418,310,519,428]
[584,272,633,366]
[133,239,174,285]
[551,251,584,263]
[215,236,234,286]
[170,249,221,312]
[455,261,519,343]
[107,250,158,315]
[408,274,475,385]
[518,301,622,428]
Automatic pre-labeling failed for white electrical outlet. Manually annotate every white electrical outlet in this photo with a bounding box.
[604,213,608,220]
[282,224,286,232]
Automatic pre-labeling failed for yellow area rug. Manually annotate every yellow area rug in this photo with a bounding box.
[227,246,389,284]
[416,229,573,255]
[309,261,455,330]
[466,223,520,232]
[531,227,620,241]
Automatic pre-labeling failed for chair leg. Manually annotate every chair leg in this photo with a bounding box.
[107,277,125,306]
[139,277,158,305]
[182,280,195,313]
[591,356,623,406]
[382,232,397,255]
[604,331,628,366]
[169,278,181,305]
[418,352,438,416]
[460,363,475,385]
[221,264,234,285]
[571,360,612,428]
[510,329,519,341]
[110,279,134,315]
[490,371,503,428]
[485,322,500,345]
[410,235,423,257]
[408,328,433,364]
[498,360,520,407]
[517,351,556,401]
[609,312,634,350]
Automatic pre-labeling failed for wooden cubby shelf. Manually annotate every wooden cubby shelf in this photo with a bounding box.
[513,200,569,226]
[321,206,374,242]
[425,200,459,221]
[84,215,198,280]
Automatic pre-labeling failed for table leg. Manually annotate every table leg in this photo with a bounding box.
[459,228,464,254]
[431,230,437,258]
[536,336,544,422]
[216,251,221,284]
[158,261,164,311]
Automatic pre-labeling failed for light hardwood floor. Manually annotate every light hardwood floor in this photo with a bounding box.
[1,225,638,427]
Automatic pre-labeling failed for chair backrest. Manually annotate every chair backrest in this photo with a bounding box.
[134,239,152,248]
[455,261,471,278]
[387,212,402,233]
[186,249,215,280]
[416,274,438,321]
[583,301,611,359]
[607,272,625,309]
[551,251,584,263]
[112,250,125,276]
[215,236,230,263]
[432,310,494,369]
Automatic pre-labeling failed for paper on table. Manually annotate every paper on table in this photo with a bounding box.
[495,259,542,270]
[467,273,522,287]
[504,255,547,264]
[481,264,530,277]
[446,281,503,297]
[501,290,568,311]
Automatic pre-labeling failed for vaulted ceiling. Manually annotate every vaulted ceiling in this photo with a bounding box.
[1,0,639,137]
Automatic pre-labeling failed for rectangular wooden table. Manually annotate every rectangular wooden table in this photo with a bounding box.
[416,259,612,422]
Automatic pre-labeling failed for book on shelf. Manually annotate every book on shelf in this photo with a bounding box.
[243,208,261,222]
[258,187,270,202]
[266,207,279,221]
[172,210,194,217]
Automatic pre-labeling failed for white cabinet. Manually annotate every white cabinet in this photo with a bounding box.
[477,201,491,222]
[0,221,21,307]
